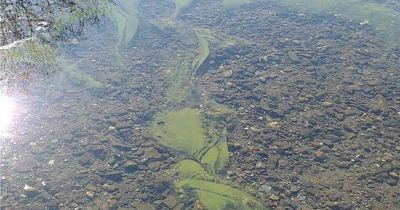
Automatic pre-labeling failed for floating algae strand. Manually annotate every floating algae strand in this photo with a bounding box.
[173,0,193,17]
[165,61,191,102]
[174,160,264,210]
[192,30,210,75]
[265,0,400,46]
[109,0,140,50]
[176,178,264,210]
[200,139,229,173]
[62,63,105,89]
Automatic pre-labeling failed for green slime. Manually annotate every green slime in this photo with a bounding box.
[152,108,207,158]
[192,30,210,75]
[173,0,193,17]
[165,61,190,102]
[109,0,140,49]
[151,108,264,209]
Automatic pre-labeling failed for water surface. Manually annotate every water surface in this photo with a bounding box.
[1,0,400,209]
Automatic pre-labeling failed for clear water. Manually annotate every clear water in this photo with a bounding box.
[1,0,400,209]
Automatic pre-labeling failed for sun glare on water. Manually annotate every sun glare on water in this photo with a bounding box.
[0,95,16,136]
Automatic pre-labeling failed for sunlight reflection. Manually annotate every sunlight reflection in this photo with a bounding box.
[0,95,16,136]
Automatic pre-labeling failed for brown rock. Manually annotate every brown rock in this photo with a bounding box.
[144,148,161,160]
[163,195,178,208]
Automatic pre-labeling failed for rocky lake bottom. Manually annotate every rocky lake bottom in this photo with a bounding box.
[0,0,400,209]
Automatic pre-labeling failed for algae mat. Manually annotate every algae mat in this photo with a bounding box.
[151,108,265,209]
[152,108,207,157]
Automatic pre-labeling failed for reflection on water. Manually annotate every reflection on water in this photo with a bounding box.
[1,0,400,209]
[0,95,15,134]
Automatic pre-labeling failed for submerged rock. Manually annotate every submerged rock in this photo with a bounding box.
[288,51,300,62]
[371,94,389,115]
[162,195,178,209]
[105,171,123,182]
[14,154,37,173]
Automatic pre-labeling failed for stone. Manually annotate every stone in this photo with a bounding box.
[122,160,138,173]
[222,69,233,78]
[23,184,38,196]
[133,202,155,210]
[259,185,272,193]
[162,195,178,208]
[334,113,345,121]
[255,162,265,169]
[105,171,123,182]
[371,94,388,115]
[110,139,131,151]
[15,154,37,173]
[144,148,161,160]
[267,121,279,128]
[30,202,47,210]
[325,134,341,143]
[313,150,326,162]
[94,198,109,210]
[266,155,279,169]
[288,51,299,62]
[86,191,95,198]
[78,153,93,166]
[389,172,398,178]
[298,97,309,103]
[148,161,162,170]
[270,194,280,201]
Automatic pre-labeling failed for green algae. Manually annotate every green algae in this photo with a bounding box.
[148,9,266,209]
[151,107,265,209]
[173,0,193,17]
[201,141,229,173]
[176,178,264,210]
[192,30,210,75]
[165,61,190,102]
[176,159,215,181]
[63,63,105,89]
[151,108,207,157]
[109,0,140,49]
[266,0,400,46]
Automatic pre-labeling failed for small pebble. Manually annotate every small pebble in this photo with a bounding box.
[48,159,55,165]
[270,194,280,201]
[389,172,398,178]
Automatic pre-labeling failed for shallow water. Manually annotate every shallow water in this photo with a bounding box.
[1,0,400,209]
